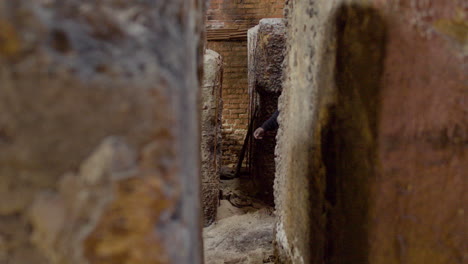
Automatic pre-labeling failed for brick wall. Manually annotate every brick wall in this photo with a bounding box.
[207,0,283,26]
[206,0,284,167]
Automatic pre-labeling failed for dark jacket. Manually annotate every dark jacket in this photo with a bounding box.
[261,110,279,131]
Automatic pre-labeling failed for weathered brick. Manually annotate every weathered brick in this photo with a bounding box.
[207,0,284,167]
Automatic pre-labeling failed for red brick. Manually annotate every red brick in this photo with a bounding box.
[206,0,283,166]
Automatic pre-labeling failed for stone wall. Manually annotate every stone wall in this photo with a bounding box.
[249,18,286,205]
[0,1,204,263]
[201,49,223,226]
[206,0,284,167]
[275,0,466,263]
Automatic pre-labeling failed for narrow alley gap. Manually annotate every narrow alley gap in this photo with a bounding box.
[202,17,286,264]
[201,47,276,264]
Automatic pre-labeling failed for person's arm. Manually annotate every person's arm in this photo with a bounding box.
[254,110,279,139]
[261,110,279,131]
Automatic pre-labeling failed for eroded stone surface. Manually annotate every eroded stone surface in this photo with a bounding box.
[0,0,204,263]
[201,49,223,226]
[275,0,466,263]
[253,19,286,95]
[249,18,286,204]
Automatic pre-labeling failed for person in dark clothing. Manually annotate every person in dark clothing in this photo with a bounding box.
[253,110,279,139]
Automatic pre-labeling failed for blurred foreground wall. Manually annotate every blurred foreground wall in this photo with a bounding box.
[275,0,466,263]
[0,1,204,263]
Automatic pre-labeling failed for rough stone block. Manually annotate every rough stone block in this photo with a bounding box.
[201,49,223,226]
[249,18,286,204]
[0,1,205,263]
[275,0,466,263]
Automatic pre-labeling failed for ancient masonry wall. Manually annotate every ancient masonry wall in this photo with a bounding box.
[0,1,204,263]
[201,49,223,226]
[249,19,286,205]
[275,0,467,263]
[206,0,284,167]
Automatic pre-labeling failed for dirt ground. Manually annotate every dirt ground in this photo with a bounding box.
[203,177,276,264]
